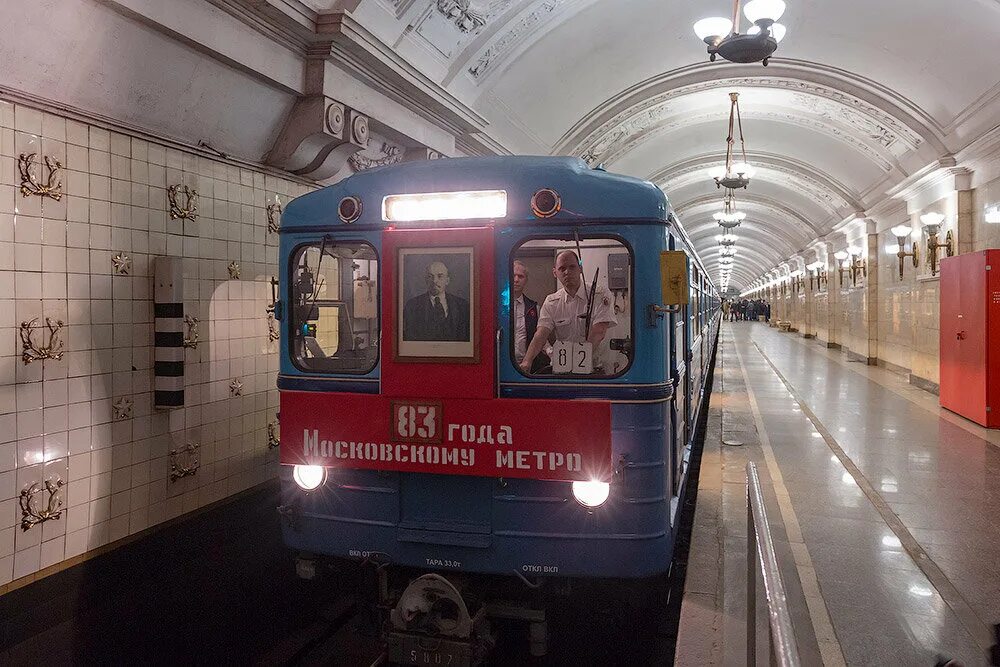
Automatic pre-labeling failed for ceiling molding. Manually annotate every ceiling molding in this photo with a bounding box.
[651,152,860,216]
[203,0,319,53]
[955,122,1000,167]
[698,243,787,277]
[651,152,861,207]
[315,12,491,136]
[586,103,916,176]
[885,157,972,206]
[685,222,809,276]
[460,0,599,85]
[554,60,947,159]
[682,215,812,256]
[675,193,825,238]
[943,77,1000,135]
[456,130,515,155]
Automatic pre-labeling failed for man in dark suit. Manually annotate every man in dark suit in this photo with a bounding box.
[402,260,471,341]
[512,260,548,372]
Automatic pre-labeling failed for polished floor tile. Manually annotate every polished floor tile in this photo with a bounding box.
[726,324,996,666]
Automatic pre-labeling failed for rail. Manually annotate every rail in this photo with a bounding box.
[746,461,801,667]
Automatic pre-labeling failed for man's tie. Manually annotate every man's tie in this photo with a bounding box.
[433,296,446,320]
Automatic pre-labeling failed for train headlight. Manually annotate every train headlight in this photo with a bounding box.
[293,465,326,491]
[572,480,610,508]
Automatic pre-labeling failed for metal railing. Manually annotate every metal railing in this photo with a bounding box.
[746,461,801,667]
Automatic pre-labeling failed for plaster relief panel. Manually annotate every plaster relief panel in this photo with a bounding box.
[415,0,513,59]
[468,0,571,81]
[348,133,405,171]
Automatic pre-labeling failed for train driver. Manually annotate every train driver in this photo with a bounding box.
[518,250,617,374]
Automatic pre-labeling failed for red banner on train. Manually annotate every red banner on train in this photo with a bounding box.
[279,391,612,482]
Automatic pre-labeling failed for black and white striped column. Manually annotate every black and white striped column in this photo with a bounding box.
[153,256,185,408]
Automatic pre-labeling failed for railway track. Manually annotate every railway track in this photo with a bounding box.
[253,572,680,667]
[257,595,388,666]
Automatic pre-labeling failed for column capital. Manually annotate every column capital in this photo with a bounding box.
[887,158,974,213]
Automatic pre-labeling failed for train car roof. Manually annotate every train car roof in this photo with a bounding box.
[281,156,668,229]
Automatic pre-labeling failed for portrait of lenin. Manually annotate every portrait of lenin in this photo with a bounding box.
[402,258,471,342]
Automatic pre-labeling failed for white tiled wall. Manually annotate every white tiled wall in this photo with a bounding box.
[0,99,313,587]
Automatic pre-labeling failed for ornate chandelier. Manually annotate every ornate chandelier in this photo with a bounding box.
[713,190,747,229]
[693,0,788,66]
[709,92,754,190]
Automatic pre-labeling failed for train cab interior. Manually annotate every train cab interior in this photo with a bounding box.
[289,241,379,374]
[511,237,633,377]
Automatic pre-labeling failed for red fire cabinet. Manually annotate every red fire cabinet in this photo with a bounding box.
[939,250,1000,428]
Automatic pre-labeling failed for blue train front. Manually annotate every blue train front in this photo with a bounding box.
[273,156,719,662]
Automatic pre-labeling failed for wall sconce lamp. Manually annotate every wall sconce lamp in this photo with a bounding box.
[833,250,849,286]
[789,270,804,293]
[890,225,918,280]
[807,261,827,290]
[847,246,867,285]
[920,212,953,276]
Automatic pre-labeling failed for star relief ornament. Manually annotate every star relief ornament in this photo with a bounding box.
[112,252,131,275]
[112,396,133,420]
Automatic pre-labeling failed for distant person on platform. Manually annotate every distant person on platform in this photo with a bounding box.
[402,260,470,341]
[511,260,548,371]
[519,250,617,374]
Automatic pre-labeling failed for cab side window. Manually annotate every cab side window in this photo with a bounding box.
[290,242,379,374]
[511,238,632,378]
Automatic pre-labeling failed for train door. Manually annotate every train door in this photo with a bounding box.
[681,259,698,454]
[669,235,688,495]
[380,226,497,546]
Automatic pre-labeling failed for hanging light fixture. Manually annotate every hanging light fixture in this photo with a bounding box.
[714,190,747,229]
[693,0,787,66]
[710,92,754,190]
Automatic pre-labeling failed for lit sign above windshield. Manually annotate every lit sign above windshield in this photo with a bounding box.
[382,190,507,222]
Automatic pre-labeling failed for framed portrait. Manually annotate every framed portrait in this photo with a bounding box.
[395,246,478,362]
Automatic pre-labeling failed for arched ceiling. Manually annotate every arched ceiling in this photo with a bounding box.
[418,0,1000,290]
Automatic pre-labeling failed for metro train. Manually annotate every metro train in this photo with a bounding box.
[273,156,720,664]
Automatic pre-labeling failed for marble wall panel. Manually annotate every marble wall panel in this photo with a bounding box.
[840,283,869,360]
[876,228,914,371]
[973,176,1000,251]
[813,289,830,343]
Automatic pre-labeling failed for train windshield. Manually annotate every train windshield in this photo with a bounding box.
[290,241,379,374]
[512,237,633,378]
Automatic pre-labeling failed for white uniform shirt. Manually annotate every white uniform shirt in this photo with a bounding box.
[537,285,618,368]
[513,295,528,362]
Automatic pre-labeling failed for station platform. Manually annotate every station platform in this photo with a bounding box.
[677,323,1000,665]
